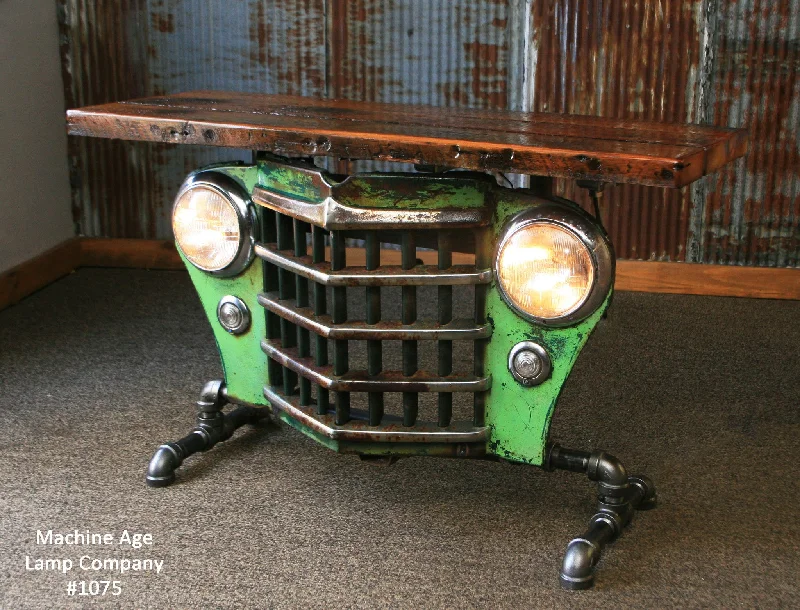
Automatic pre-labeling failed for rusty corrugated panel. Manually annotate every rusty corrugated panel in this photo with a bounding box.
[59,0,327,239]
[60,0,798,267]
[695,0,800,267]
[326,0,513,174]
[327,0,510,107]
[527,0,703,262]
[527,0,799,266]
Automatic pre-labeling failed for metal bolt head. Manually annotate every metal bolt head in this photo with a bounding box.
[219,302,243,328]
[513,349,543,379]
[216,296,250,335]
[508,341,552,386]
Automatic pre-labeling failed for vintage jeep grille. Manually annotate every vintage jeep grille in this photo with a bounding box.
[253,185,493,444]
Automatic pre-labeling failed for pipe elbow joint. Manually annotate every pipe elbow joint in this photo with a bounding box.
[559,538,598,590]
[145,443,182,488]
[588,450,628,498]
[198,379,227,411]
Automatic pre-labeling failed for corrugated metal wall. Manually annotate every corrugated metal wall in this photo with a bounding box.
[59,0,799,267]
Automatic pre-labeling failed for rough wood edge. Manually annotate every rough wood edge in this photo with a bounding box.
[3,238,798,313]
[0,238,83,311]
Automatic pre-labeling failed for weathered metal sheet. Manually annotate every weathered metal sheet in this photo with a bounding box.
[327,0,510,107]
[525,0,798,265]
[694,0,800,266]
[61,0,798,268]
[525,0,702,262]
[327,0,514,174]
[59,0,327,238]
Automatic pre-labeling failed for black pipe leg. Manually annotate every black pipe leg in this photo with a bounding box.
[146,380,268,487]
[546,443,657,590]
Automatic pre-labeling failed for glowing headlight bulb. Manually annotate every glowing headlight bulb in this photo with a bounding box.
[495,220,597,324]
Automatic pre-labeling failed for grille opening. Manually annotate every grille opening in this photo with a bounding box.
[259,211,491,431]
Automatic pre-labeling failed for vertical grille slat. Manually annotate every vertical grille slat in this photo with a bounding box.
[311,225,329,415]
[277,213,297,397]
[473,229,491,427]
[264,210,283,389]
[331,230,350,425]
[365,231,384,426]
[294,219,312,406]
[401,232,418,427]
[437,231,454,428]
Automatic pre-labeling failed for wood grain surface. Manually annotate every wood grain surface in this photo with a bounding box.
[67,91,748,188]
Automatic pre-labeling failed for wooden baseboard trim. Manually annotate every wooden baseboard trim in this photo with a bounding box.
[0,238,83,311]
[77,238,798,300]
[80,237,182,269]
[3,238,797,312]
[615,260,800,299]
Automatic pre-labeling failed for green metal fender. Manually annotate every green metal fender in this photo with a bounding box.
[484,192,612,466]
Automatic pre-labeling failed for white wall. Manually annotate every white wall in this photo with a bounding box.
[0,0,74,273]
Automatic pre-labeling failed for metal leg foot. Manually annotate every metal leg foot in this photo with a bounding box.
[546,443,657,590]
[146,380,268,487]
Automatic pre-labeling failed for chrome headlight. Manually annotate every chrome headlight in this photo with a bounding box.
[172,171,256,276]
[495,203,614,326]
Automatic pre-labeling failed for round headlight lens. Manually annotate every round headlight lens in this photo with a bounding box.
[173,185,241,272]
[496,222,595,321]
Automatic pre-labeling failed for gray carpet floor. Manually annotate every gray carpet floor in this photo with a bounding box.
[1,268,798,609]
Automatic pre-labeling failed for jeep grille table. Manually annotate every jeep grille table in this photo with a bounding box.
[67,91,747,589]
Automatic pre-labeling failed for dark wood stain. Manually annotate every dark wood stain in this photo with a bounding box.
[67,91,747,189]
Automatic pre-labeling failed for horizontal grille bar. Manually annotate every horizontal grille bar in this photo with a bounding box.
[257,292,491,340]
[262,339,491,392]
[255,243,491,286]
[264,387,487,443]
[253,187,490,230]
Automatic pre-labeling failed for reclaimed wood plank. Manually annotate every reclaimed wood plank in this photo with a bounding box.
[67,91,748,188]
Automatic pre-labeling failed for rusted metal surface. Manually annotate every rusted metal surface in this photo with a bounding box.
[327,0,512,109]
[264,387,488,443]
[254,243,491,286]
[261,339,492,392]
[695,0,800,266]
[526,0,703,261]
[252,181,492,229]
[523,0,799,265]
[58,0,326,238]
[61,0,798,267]
[257,293,492,340]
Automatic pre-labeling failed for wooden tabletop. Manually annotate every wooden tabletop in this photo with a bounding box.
[67,91,748,188]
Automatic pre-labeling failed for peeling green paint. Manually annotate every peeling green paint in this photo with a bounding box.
[257,156,331,202]
[179,163,270,407]
[333,175,488,210]
[483,193,612,466]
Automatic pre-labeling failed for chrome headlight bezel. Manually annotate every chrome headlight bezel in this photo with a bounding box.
[172,170,257,277]
[494,202,614,327]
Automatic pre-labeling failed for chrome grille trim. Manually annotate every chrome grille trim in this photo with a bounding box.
[261,339,491,393]
[255,242,492,286]
[257,292,492,340]
[265,387,487,443]
[253,186,490,230]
